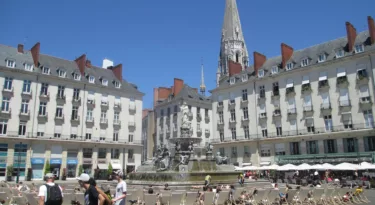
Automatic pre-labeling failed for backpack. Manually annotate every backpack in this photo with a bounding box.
[45,184,63,205]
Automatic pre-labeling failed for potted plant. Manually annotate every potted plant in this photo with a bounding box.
[78,165,83,176]
[6,165,13,181]
[62,168,67,180]
[107,163,113,181]
[26,168,32,181]
[44,160,50,175]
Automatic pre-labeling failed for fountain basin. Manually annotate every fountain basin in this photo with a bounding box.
[127,171,239,182]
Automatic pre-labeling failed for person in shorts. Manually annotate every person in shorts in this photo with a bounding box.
[112,170,127,205]
[38,173,64,205]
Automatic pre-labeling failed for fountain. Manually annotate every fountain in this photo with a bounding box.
[131,102,238,184]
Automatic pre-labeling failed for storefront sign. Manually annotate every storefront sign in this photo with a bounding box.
[97,159,106,164]
[0,164,6,168]
[31,158,45,164]
[83,158,92,164]
[0,157,6,164]
[67,159,78,165]
[50,158,62,164]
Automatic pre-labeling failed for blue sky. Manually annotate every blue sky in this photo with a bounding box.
[1,0,374,108]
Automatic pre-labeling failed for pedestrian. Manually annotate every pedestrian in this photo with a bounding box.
[204,175,211,187]
[112,170,127,205]
[38,173,63,205]
[77,173,103,205]
[89,177,112,205]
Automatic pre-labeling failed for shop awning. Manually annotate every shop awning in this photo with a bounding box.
[112,163,122,170]
[97,164,108,170]
[260,162,271,166]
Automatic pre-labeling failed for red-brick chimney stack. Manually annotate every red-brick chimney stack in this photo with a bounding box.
[346,22,357,52]
[228,61,242,76]
[281,43,294,69]
[74,54,86,75]
[30,42,40,67]
[17,44,24,53]
[368,16,375,45]
[253,52,267,76]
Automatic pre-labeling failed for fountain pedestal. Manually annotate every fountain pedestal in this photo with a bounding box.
[179,165,188,172]
[206,151,213,160]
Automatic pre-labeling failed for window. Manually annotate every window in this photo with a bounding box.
[89,76,95,83]
[37,124,45,136]
[290,142,300,155]
[70,127,78,139]
[335,49,344,58]
[242,89,248,101]
[286,62,294,70]
[73,88,80,101]
[344,138,358,153]
[219,111,224,123]
[290,120,297,131]
[364,110,374,128]
[102,79,108,86]
[20,100,29,114]
[85,128,92,140]
[275,143,285,155]
[100,130,106,141]
[355,44,364,53]
[230,109,236,121]
[306,118,314,133]
[231,146,237,157]
[272,82,279,96]
[318,54,326,63]
[219,130,224,142]
[39,102,47,116]
[276,121,282,136]
[128,134,134,142]
[72,106,79,120]
[57,86,65,98]
[86,109,93,121]
[55,107,63,118]
[73,73,81,81]
[42,67,50,74]
[244,126,249,139]
[301,58,309,67]
[168,107,171,116]
[174,105,178,113]
[100,111,107,122]
[271,66,279,74]
[324,115,332,131]
[231,127,236,140]
[243,107,248,120]
[261,123,267,137]
[230,77,235,85]
[244,146,250,156]
[6,60,15,68]
[306,140,318,154]
[40,83,48,95]
[114,112,120,124]
[98,148,107,158]
[57,69,66,78]
[161,109,164,117]
[0,120,7,135]
[258,69,264,78]
[259,85,265,98]
[24,63,33,71]
[111,149,120,159]
[114,81,121,88]
[324,139,337,153]
[364,136,375,152]
[113,131,119,142]
[260,145,271,157]
[241,74,247,82]
[128,149,134,159]
[4,77,13,90]
[1,97,10,112]
[83,148,93,158]
[22,80,31,93]
[339,88,349,106]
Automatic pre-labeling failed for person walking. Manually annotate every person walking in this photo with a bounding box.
[204,175,211,187]
[112,170,127,205]
[77,173,102,205]
[88,178,112,205]
[38,173,63,205]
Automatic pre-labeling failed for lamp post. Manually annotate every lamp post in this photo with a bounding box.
[16,142,22,183]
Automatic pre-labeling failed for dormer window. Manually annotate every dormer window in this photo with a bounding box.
[301,58,309,67]
[241,74,248,82]
[355,44,364,53]
[335,49,344,58]
[102,79,108,86]
[114,81,121,88]
[271,66,279,74]
[42,67,50,75]
[6,60,15,68]
[57,69,66,78]
[258,69,265,78]
[230,77,235,85]
[318,54,326,63]
[73,73,81,81]
[89,76,95,83]
[24,63,33,71]
[286,62,294,71]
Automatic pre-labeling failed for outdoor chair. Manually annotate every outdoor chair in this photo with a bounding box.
[62,193,76,205]
[184,192,197,205]
[266,189,280,205]
[252,189,269,205]
[24,193,38,205]
[311,188,325,205]
[144,194,157,205]
[203,192,215,205]
[323,188,336,205]
[284,189,298,205]
[233,187,244,200]
[0,192,10,205]
[216,190,229,205]
[295,188,310,204]
[170,192,184,205]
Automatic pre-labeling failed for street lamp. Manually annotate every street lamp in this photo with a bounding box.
[16,142,22,183]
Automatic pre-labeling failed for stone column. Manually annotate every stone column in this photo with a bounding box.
[358,137,365,152]
[300,141,307,155]
[318,140,324,154]
[337,138,344,153]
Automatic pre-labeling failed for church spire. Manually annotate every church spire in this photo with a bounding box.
[200,58,206,96]
[219,0,248,75]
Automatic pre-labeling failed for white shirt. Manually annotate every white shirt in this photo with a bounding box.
[38,182,64,202]
[115,181,127,205]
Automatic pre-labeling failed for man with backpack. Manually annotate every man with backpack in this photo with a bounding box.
[38,173,63,205]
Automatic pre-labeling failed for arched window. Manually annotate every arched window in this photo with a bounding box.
[236,53,239,63]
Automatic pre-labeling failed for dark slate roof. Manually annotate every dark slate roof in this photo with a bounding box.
[215,30,375,90]
[157,84,211,105]
[0,44,143,95]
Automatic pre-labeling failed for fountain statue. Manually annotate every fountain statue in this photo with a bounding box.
[154,145,171,171]
[175,141,181,153]
[180,102,191,138]
[215,152,228,165]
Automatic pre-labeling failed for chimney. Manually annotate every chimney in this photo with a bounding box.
[228,60,242,76]
[153,88,159,108]
[281,43,294,69]
[110,64,123,80]
[253,52,267,76]
[102,58,114,69]
[368,16,375,45]
[346,22,357,52]
[173,78,184,96]
[74,54,86,75]
[30,42,40,67]
[17,44,24,53]
[85,60,92,68]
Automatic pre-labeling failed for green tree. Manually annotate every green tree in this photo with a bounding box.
[44,161,50,175]
[6,165,13,176]
[78,165,83,176]
[107,163,113,177]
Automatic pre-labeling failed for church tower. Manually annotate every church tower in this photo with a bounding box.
[218,0,248,80]
[200,59,206,96]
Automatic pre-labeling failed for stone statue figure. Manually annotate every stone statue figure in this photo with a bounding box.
[154,145,171,172]
[179,154,189,165]
[215,152,228,165]
[180,101,190,129]
[175,141,181,152]
[188,141,194,152]
[205,143,213,153]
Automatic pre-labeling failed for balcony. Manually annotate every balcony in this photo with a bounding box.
[241,116,249,122]
[87,100,95,108]
[318,80,329,89]
[287,108,297,115]
[159,118,164,126]
[188,111,193,120]
[37,112,48,120]
[286,87,295,95]
[71,115,80,123]
[360,96,372,106]
[275,152,374,165]
[320,103,332,111]
[173,113,177,122]
[336,76,349,87]
[357,70,369,84]
[205,129,210,137]
[301,83,312,93]
[39,92,50,101]
[229,117,236,125]
[113,119,121,127]
[217,102,224,110]
[101,102,109,109]
[129,103,136,112]
[114,103,122,111]
[204,114,210,122]
[259,112,267,119]
[258,92,266,100]
[72,97,81,105]
[217,121,224,129]
[86,117,94,124]
[197,113,202,122]
[197,128,202,134]
[100,118,108,125]
[273,109,281,117]
[19,110,30,120]
[2,87,13,97]
[303,105,313,113]
[128,121,136,128]
[21,90,32,99]
[0,108,11,118]
[166,116,170,123]
[272,90,280,98]
[56,94,66,104]
[241,97,248,105]
[54,114,64,121]
[339,100,351,108]
[228,99,236,108]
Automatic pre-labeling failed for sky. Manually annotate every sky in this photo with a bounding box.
[1,0,374,109]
